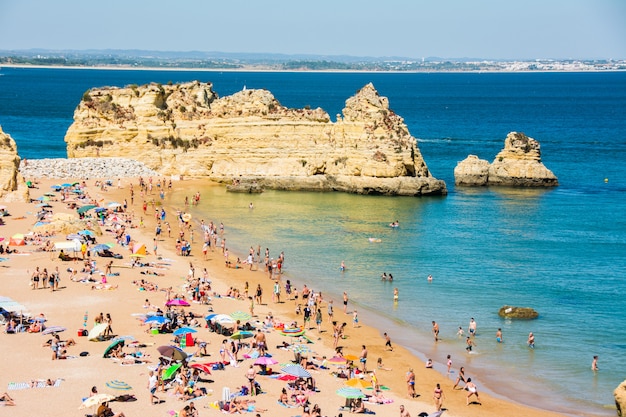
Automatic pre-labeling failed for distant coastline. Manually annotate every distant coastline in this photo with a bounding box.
[3,62,626,74]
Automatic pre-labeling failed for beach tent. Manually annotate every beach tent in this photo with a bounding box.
[132,243,146,256]
[9,234,25,246]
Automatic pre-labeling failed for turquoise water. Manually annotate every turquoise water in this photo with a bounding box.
[1,68,625,415]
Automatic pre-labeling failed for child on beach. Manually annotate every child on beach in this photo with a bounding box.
[352,310,358,327]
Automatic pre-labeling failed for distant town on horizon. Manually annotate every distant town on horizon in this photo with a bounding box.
[1,49,625,72]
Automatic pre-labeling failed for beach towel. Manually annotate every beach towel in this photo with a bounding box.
[8,379,62,390]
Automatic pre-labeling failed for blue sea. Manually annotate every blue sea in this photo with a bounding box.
[1,67,625,416]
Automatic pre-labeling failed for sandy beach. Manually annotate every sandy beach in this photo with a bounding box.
[0,176,569,417]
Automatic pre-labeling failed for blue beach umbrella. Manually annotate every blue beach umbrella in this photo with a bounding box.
[173,327,197,336]
[145,316,169,325]
[280,364,311,378]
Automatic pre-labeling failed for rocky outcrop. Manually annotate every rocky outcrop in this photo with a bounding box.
[455,132,558,187]
[64,82,446,196]
[0,126,29,202]
[616,380,626,417]
[498,305,539,319]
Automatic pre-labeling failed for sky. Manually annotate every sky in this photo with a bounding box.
[0,0,625,60]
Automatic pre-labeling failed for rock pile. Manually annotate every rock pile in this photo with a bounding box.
[19,157,160,179]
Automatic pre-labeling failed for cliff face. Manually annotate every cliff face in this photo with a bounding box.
[0,126,29,202]
[65,82,446,196]
[454,132,558,187]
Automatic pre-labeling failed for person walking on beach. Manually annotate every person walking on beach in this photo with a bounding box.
[384,333,393,351]
[315,308,323,333]
[327,300,334,323]
[406,368,416,398]
[360,345,368,372]
[527,332,535,349]
[432,321,439,342]
[352,310,359,328]
[343,292,348,314]
[433,383,445,411]
[465,378,481,406]
[148,370,159,404]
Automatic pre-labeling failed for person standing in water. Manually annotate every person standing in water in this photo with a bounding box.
[527,332,535,349]
[496,328,503,343]
[592,355,599,371]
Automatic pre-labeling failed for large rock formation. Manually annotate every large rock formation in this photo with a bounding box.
[616,380,626,417]
[64,82,446,196]
[0,126,29,202]
[455,132,558,187]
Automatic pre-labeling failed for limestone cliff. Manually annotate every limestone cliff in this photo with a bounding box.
[616,380,626,417]
[0,126,29,202]
[65,82,446,196]
[454,132,558,187]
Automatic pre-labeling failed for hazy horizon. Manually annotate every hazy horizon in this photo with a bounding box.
[1,0,625,60]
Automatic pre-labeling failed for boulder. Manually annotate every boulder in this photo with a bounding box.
[455,132,558,187]
[64,82,446,196]
[498,305,539,319]
[615,380,626,417]
[454,155,490,186]
[0,126,29,202]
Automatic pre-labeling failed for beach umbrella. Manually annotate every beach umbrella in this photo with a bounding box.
[61,183,72,188]
[103,339,125,358]
[162,363,182,380]
[94,207,107,213]
[36,196,50,201]
[277,374,298,381]
[88,323,109,340]
[336,387,365,399]
[145,315,169,325]
[190,363,213,374]
[108,202,122,209]
[166,298,191,307]
[173,327,197,336]
[36,203,52,208]
[182,213,192,222]
[210,314,235,325]
[343,354,359,362]
[41,326,67,335]
[204,313,218,321]
[328,356,347,364]
[44,192,56,197]
[230,311,252,322]
[51,185,62,191]
[77,205,97,214]
[346,378,372,389]
[78,229,94,236]
[157,345,188,361]
[78,393,115,410]
[230,331,254,340]
[254,356,278,366]
[281,328,305,338]
[105,380,132,391]
[92,243,114,253]
[111,335,135,343]
[280,364,311,379]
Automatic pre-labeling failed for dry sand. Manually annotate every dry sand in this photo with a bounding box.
[0,177,568,417]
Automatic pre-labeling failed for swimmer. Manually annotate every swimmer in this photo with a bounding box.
[427,274,433,282]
